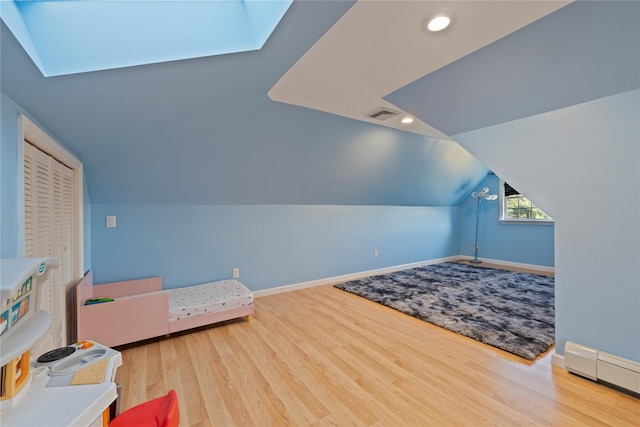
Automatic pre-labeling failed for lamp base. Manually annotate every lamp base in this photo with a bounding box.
[469,258,482,264]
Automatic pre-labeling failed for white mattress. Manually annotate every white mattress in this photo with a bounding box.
[166,279,253,322]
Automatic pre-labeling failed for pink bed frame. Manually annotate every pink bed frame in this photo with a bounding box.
[76,271,254,347]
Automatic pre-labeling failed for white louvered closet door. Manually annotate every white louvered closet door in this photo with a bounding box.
[23,141,74,355]
[61,162,75,342]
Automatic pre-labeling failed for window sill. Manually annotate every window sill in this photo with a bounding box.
[500,219,554,225]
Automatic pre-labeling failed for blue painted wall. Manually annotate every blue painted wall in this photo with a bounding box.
[91,204,460,291]
[459,174,554,267]
[2,88,466,294]
[455,90,639,361]
[0,93,21,257]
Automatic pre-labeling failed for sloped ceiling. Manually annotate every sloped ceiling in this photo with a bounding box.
[268,0,570,138]
[3,1,635,207]
[1,0,487,206]
[386,1,640,136]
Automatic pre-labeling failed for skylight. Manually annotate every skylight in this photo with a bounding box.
[0,0,292,77]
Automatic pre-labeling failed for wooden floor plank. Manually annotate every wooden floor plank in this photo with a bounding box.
[114,281,640,426]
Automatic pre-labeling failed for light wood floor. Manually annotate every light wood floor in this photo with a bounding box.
[114,279,639,426]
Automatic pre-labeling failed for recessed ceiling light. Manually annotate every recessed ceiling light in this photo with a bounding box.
[427,15,451,32]
[401,117,414,124]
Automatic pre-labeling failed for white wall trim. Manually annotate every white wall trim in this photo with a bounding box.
[254,255,554,298]
[21,115,82,170]
[551,352,565,368]
[18,114,84,278]
[253,256,460,298]
[16,117,26,256]
[458,255,555,274]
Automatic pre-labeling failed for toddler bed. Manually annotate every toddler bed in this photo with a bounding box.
[76,271,254,347]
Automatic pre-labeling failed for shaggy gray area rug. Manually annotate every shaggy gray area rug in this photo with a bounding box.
[334,262,555,360]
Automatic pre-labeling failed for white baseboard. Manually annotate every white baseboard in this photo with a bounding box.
[551,352,565,368]
[254,255,554,298]
[253,256,460,298]
[458,255,555,274]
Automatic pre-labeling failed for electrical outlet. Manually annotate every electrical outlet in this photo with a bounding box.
[232,268,239,278]
[374,250,379,258]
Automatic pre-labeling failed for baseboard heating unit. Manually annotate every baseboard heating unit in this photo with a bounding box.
[564,341,640,394]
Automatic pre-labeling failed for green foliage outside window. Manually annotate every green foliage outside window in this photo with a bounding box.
[505,195,552,220]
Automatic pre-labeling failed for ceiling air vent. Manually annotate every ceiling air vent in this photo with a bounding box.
[367,108,399,121]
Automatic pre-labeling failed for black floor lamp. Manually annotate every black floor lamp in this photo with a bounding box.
[471,187,498,263]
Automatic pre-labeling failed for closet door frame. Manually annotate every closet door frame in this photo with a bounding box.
[17,114,84,279]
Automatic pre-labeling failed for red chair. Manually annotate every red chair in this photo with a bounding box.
[110,389,180,427]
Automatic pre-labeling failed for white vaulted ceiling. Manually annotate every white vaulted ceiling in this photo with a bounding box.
[268,0,571,139]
